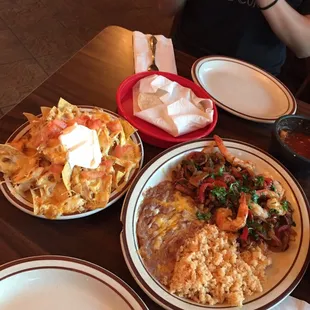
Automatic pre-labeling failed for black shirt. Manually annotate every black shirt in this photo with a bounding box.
[173,0,310,75]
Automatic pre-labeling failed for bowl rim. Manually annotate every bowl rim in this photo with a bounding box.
[273,115,310,164]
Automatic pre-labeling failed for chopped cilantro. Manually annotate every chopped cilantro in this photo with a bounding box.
[242,174,249,182]
[217,166,225,176]
[210,173,215,179]
[251,191,259,203]
[270,184,276,191]
[196,211,212,221]
[211,186,227,204]
[228,182,240,202]
[269,209,279,216]
[240,186,250,193]
[282,200,290,211]
[229,182,240,194]
[248,227,259,240]
[254,176,264,187]
[248,204,253,210]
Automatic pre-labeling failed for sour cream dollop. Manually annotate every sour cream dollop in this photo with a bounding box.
[59,123,102,169]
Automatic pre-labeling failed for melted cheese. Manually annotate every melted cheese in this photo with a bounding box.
[59,123,102,169]
[151,191,197,249]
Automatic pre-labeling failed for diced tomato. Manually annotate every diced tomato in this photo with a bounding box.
[198,183,214,203]
[107,120,122,132]
[114,145,133,158]
[67,115,91,127]
[49,164,63,174]
[66,116,102,130]
[100,159,113,168]
[240,227,249,241]
[52,119,67,129]
[80,170,106,179]
[87,119,102,130]
[264,178,273,189]
[78,115,91,126]
[46,121,63,138]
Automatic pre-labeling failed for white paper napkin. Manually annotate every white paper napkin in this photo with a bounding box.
[133,31,177,74]
[133,74,214,137]
[273,296,310,310]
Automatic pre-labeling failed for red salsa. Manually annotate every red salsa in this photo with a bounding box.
[280,130,310,159]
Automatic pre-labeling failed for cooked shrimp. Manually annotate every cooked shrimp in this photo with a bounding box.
[273,180,285,200]
[215,193,248,232]
[213,135,255,176]
[202,142,216,154]
[256,189,280,199]
[266,198,286,216]
[249,202,269,219]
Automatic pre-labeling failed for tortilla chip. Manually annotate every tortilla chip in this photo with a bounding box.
[113,170,125,188]
[12,157,39,183]
[120,119,136,139]
[0,144,28,175]
[57,98,81,118]
[23,112,40,123]
[98,126,111,155]
[46,106,59,121]
[62,162,72,192]
[40,106,51,119]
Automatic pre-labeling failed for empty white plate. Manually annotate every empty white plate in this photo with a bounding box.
[0,256,147,310]
[191,56,297,123]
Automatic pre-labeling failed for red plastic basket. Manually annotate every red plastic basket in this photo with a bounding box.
[116,71,218,148]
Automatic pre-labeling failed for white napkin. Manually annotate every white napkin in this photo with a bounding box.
[133,74,214,137]
[273,296,310,310]
[133,31,177,74]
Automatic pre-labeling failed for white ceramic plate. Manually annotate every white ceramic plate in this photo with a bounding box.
[0,106,144,220]
[0,255,147,310]
[121,138,310,310]
[191,56,297,123]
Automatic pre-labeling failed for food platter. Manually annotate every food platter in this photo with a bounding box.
[120,138,310,310]
[0,105,144,220]
[191,56,297,123]
[0,255,147,310]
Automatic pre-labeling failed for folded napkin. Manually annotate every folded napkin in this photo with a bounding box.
[133,31,177,74]
[133,74,214,137]
[274,296,310,310]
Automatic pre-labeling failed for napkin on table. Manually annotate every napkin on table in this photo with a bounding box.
[133,31,177,74]
[273,296,310,310]
[133,74,214,137]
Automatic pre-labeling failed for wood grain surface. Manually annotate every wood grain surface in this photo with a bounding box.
[0,26,309,309]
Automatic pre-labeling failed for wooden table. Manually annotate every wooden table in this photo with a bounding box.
[0,26,309,309]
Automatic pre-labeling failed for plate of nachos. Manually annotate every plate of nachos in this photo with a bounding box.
[0,98,143,219]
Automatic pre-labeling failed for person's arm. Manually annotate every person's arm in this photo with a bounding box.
[157,0,187,17]
[256,0,310,58]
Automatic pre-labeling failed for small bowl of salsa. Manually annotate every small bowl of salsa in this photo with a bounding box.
[272,115,310,169]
